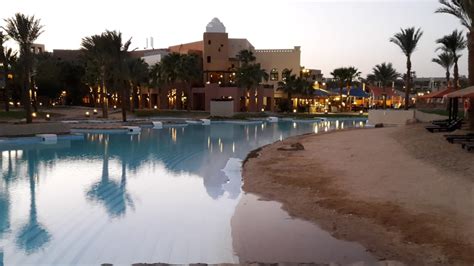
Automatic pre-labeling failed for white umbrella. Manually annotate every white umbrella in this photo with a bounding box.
[445,86,474,98]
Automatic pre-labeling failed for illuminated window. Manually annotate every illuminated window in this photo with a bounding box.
[270,68,278,81]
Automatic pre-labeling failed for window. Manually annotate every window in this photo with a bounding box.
[208,40,211,45]
[207,56,211,63]
[270,68,278,81]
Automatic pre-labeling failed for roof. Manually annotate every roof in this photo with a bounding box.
[369,87,402,98]
[445,86,474,98]
[418,87,454,99]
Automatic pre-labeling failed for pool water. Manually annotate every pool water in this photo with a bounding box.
[0,119,371,264]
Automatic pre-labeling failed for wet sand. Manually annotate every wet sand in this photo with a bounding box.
[241,125,474,265]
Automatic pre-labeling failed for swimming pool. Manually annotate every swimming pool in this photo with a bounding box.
[0,119,369,264]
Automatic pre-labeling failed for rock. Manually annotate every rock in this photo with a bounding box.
[277,142,305,151]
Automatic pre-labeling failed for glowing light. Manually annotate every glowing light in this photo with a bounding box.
[32,112,37,118]
[293,109,297,113]
[45,114,51,120]
[261,108,265,112]
[93,109,98,115]
[154,105,158,109]
[85,111,90,117]
[359,110,363,115]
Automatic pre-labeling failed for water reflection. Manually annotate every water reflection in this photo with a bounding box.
[0,119,367,264]
[86,136,134,218]
[15,150,51,254]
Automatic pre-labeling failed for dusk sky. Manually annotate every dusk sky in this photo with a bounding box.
[1,0,467,78]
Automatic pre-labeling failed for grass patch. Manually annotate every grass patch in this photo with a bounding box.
[281,113,367,119]
[0,110,63,121]
[134,109,210,118]
[418,109,463,118]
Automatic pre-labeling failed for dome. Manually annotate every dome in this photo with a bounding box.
[206,17,226,33]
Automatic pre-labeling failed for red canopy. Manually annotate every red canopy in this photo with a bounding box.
[369,87,401,98]
[445,86,474,98]
[418,87,454,99]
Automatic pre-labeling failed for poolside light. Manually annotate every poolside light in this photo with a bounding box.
[359,110,363,115]
[52,103,55,106]
[293,109,297,113]
[324,109,328,114]
[17,101,21,106]
[32,112,37,118]
[85,111,90,117]
[93,109,98,115]
[261,108,265,112]
[39,102,43,106]
[113,105,117,109]
[154,105,158,109]
[45,114,51,121]
[9,101,14,106]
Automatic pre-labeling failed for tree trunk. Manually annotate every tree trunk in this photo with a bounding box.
[405,57,411,110]
[469,98,474,129]
[468,31,474,86]
[446,68,450,86]
[101,69,108,119]
[132,85,139,112]
[3,87,9,112]
[382,83,387,110]
[453,59,459,91]
[121,81,128,122]
[23,72,33,123]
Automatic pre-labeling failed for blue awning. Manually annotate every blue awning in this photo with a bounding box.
[330,87,369,98]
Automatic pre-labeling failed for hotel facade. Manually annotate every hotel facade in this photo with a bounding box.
[52,18,317,112]
[134,18,307,112]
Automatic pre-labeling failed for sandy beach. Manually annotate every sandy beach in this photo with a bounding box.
[242,124,474,265]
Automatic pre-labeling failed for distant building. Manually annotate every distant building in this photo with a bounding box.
[31,43,45,54]
[50,18,324,112]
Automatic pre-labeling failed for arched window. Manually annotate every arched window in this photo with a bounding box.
[270,68,279,81]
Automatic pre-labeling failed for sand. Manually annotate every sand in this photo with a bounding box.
[242,124,474,265]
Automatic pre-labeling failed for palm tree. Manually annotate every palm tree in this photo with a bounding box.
[160,53,182,109]
[0,32,17,112]
[81,33,111,118]
[330,67,347,98]
[177,54,201,111]
[436,30,467,90]
[236,50,269,112]
[149,62,166,109]
[344,66,361,110]
[2,13,44,123]
[236,50,256,66]
[372,63,400,109]
[127,58,149,111]
[436,0,474,85]
[432,52,455,84]
[277,69,298,111]
[105,31,131,122]
[390,27,423,110]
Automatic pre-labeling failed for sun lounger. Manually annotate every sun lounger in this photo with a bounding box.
[425,119,462,133]
[461,142,474,151]
[432,119,450,126]
[445,134,474,143]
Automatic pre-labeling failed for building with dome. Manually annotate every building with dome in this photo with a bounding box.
[164,18,305,112]
[53,18,315,112]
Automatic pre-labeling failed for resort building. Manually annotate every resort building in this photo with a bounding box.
[136,18,311,112]
[50,18,322,112]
